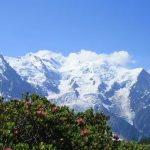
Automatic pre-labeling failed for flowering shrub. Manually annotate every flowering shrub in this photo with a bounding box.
[0,94,146,150]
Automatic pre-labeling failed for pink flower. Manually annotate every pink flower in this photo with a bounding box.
[25,101,32,106]
[51,106,58,113]
[80,129,89,136]
[36,110,43,116]
[36,110,46,116]
[3,148,12,150]
[76,118,85,125]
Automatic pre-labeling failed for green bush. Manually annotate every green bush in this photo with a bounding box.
[112,141,147,150]
[139,138,150,150]
[0,94,146,150]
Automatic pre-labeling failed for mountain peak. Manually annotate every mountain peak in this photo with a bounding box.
[135,68,150,87]
[0,54,6,62]
[138,68,149,76]
[30,50,64,60]
[0,54,9,73]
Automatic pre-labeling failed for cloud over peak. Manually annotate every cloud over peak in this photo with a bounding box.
[66,50,132,67]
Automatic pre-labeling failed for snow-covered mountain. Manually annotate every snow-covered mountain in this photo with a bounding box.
[1,50,150,140]
[0,54,38,99]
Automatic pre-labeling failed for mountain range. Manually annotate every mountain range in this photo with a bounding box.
[0,50,150,141]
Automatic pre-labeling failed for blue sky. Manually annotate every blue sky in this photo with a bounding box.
[0,0,150,69]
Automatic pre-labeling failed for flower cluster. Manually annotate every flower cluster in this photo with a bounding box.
[80,129,89,136]
[76,117,85,125]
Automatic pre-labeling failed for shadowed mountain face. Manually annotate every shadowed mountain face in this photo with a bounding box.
[129,70,150,138]
[0,50,150,140]
[0,55,40,99]
[130,70,150,111]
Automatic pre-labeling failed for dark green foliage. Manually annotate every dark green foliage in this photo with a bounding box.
[112,141,147,150]
[0,94,146,150]
[139,138,150,150]
[139,138,150,145]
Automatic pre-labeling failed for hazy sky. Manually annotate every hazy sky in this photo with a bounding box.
[0,0,150,69]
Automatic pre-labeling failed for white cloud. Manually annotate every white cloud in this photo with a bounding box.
[66,50,133,67]
[104,51,131,66]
